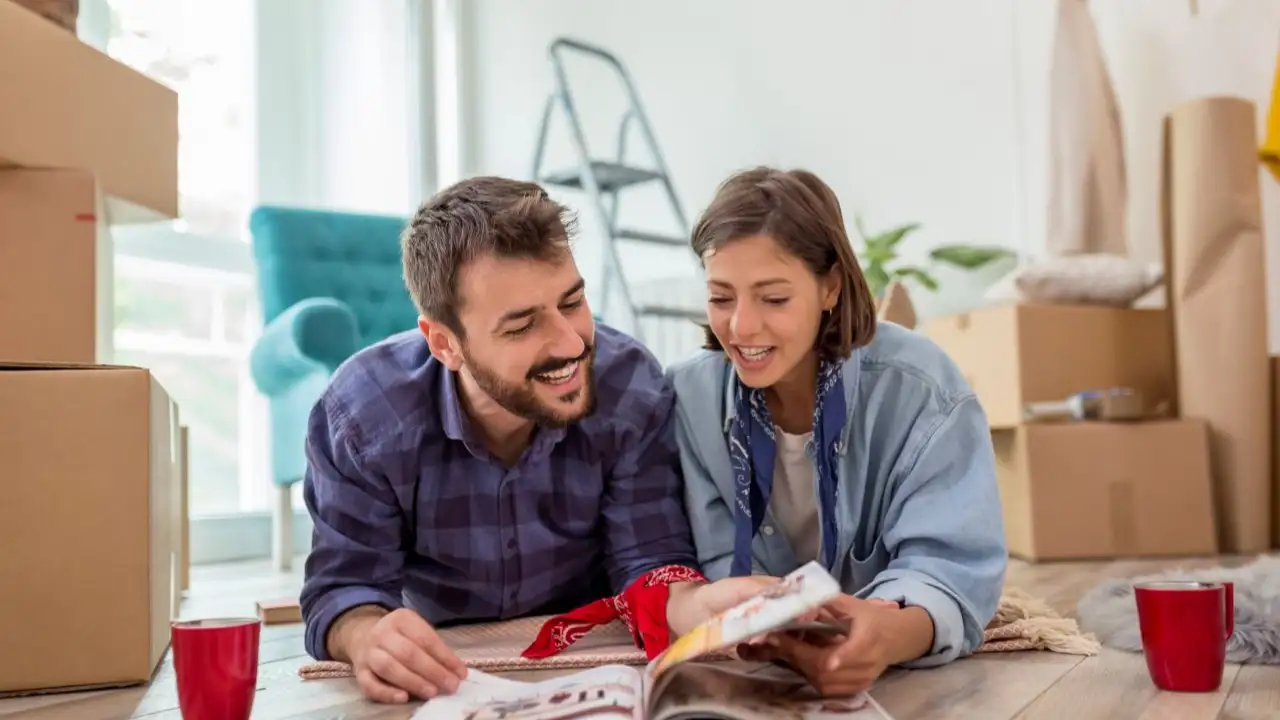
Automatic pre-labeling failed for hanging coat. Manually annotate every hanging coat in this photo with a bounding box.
[1045,0,1129,257]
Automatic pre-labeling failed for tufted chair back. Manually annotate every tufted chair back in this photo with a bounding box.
[249,206,420,348]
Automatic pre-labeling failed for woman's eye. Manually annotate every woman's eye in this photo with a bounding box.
[708,297,731,305]
[764,297,790,306]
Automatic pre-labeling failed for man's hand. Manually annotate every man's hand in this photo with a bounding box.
[666,575,781,636]
[738,596,926,697]
[330,607,469,704]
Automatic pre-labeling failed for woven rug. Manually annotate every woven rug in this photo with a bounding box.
[297,589,1098,680]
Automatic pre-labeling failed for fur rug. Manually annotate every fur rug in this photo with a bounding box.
[1075,555,1280,664]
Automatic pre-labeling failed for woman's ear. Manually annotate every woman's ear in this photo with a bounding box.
[822,267,843,311]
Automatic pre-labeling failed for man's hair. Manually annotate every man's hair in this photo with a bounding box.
[690,166,877,361]
[401,176,577,336]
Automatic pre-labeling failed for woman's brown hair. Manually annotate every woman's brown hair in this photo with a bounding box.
[690,166,878,361]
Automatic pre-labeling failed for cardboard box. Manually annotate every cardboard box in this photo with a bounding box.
[0,168,114,364]
[993,420,1217,561]
[256,597,303,625]
[1273,357,1280,549]
[0,0,178,223]
[920,303,1176,428]
[0,363,178,695]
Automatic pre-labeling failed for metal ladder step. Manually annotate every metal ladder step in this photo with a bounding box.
[635,304,706,322]
[614,227,687,247]
[532,37,698,346]
[540,162,663,193]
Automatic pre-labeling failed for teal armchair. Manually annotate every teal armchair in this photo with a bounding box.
[247,206,419,569]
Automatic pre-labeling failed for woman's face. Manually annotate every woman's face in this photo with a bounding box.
[703,233,839,389]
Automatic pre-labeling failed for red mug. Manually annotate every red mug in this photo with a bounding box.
[171,617,262,719]
[1134,580,1234,692]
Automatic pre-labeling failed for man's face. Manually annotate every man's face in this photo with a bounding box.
[435,249,597,428]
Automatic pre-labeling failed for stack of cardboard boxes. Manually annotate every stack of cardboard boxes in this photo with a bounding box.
[0,1,189,697]
[921,302,1219,561]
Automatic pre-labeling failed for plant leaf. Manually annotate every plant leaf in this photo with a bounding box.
[864,264,891,298]
[929,244,1015,269]
[871,223,921,250]
[893,266,939,291]
[860,244,896,266]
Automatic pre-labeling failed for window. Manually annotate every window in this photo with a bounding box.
[79,0,439,564]
[112,250,269,517]
[80,0,270,529]
[91,0,257,237]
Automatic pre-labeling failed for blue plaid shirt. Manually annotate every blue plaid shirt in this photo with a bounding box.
[299,324,700,660]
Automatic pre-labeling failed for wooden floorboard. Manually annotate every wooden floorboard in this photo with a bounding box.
[1,554,1278,719]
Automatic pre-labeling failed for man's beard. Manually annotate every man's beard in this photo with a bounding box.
[461,342,597,428]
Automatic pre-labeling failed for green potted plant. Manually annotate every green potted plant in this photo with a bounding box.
[852,215,1016,298]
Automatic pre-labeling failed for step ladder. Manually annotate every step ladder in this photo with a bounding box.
[531,37,705,341]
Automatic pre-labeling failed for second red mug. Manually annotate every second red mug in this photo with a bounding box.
[1134,580,1234,693]
[171,617,261,720]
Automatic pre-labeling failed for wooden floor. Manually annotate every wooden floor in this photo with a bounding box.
[1,554,1278,719]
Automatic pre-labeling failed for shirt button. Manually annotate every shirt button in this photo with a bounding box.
[762,525,775,536]
[506,538,516,550]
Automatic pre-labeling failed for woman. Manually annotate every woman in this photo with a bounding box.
[667,166,1007,696]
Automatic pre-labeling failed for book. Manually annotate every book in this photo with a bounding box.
[412,561,896,720]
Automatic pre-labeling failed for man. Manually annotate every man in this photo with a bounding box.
[299,176,769,705]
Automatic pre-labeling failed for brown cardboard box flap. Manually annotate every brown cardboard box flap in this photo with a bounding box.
[0,168,116,364]
[0,0,178,222]
[1160,96,1273,553]
[0,362,146,372]
[922,302,1175,427]
[877,281,918,329]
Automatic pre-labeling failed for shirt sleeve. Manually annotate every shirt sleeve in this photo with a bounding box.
[856,395,1008,669]
[598,374,701,593]
[298,392,406,661]
[671,398,768,581]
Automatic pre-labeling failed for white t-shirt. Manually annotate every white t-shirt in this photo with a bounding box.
[769,428,820,564]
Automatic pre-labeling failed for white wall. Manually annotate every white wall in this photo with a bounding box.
[455,0,1280,342]
[456,0,1029,323]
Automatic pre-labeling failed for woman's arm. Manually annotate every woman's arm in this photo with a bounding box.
[671,400,739,581]
[857,393,1008,669]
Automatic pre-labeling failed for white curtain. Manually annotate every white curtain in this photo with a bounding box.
[255,0,433,216]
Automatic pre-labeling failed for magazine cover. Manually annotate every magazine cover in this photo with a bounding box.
[412,562,896,720]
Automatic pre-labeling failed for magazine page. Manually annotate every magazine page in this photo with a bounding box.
[412,665,644,720]
[647,662,896,720]
[647,561,843,680]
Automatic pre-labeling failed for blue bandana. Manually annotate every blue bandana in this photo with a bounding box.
[728,360,846,577]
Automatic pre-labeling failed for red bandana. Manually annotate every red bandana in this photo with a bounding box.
[521,564,708,660]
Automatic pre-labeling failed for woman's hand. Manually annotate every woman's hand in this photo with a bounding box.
[738,595,933,697]
[667,574,782,636]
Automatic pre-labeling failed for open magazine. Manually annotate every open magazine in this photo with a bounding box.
[413,561,896,720]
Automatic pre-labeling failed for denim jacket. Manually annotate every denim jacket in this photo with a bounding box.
[665,321,1007,668]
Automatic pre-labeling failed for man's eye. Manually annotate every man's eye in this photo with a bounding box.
[562,298,584,310]
[506,323,533,337]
